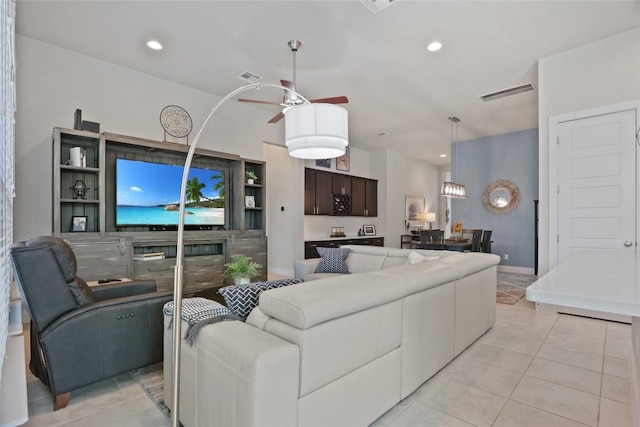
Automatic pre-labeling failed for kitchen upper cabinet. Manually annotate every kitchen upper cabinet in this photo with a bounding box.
[351,176,378,217]
[305,168,377,217]
[305,168,334,215]
[333,173,351,196]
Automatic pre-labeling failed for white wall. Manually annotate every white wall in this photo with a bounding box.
[14,35,283,242]
[537,28,640,275]
[379,149,441,248]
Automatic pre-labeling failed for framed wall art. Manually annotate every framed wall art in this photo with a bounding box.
[315,158,331,168]
[405,196,425,227]
[336,147,350,172]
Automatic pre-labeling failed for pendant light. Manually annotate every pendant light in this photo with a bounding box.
[441,116,467,198]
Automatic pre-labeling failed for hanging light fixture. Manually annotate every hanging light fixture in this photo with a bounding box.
[284,103,349,159]
[441,116,467,198]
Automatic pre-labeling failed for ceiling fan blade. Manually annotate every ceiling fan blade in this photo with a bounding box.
[238,98,282,106]
[267,111,285,124]
[310,96,349,104]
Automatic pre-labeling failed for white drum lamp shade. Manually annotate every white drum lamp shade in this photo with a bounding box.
[285,103,348,159]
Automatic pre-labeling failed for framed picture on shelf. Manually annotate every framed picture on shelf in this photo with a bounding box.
[405,196,425,227]
[363,224,376,236]
[245,195,255,208]
[71,216,88,232]
[315,158,331,168]
[336,147,350,171]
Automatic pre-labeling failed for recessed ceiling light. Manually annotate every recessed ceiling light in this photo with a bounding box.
[146,40,163,51]
[377,132,388,137]
[440,154,447,158]
[427,41,442,52]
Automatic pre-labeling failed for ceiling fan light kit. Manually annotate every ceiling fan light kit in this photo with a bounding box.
[285,103,349,159]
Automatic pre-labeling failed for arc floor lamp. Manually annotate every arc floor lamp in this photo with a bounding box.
[170,82,348,427]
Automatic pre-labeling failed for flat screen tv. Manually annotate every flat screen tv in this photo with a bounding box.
[116,158,225,227]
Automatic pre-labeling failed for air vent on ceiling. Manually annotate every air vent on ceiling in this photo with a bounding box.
[479,83,535,102]
[238,71,262,83]
[358,0,399,14]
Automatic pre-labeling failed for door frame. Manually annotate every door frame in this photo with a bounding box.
[548,100,640,270]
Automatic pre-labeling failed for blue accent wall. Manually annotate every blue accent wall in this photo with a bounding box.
[451,129,538,269]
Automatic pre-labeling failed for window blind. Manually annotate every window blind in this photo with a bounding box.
[0,0,16,382]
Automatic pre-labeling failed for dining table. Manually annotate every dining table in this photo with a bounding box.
[421,238,472,252]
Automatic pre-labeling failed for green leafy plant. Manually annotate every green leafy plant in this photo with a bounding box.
[222,255,262,283]
[246,170,258,182]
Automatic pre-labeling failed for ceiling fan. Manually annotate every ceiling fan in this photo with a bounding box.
[238,40,349,123]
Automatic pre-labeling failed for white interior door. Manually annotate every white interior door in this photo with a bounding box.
[556,109,636,265]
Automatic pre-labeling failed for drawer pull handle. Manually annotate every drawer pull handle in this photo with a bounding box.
[195,263,215,268]
[147,267,171,272]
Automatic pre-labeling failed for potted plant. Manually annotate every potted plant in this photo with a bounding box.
[222,254,262,285]
[246,170,258,185]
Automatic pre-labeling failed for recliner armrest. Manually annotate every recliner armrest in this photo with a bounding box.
[92,280,157,301]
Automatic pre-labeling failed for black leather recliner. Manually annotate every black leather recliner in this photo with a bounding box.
[10,236,173,410]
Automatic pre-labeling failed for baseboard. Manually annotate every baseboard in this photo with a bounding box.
[497,265,535,275]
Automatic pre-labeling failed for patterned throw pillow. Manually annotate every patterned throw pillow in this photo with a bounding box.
[314,247,350,274]
[218,279,303,320]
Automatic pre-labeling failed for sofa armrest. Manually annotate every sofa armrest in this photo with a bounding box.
[92,280,157,301]
[167,320,299,427]
[294,258,321,280]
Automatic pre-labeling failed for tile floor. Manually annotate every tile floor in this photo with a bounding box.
[24,299,635,426]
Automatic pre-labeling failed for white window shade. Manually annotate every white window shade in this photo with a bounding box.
[284,103,348,159]
[0,0,16,383]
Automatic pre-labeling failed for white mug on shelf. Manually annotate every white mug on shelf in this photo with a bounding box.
[69,147,86,167]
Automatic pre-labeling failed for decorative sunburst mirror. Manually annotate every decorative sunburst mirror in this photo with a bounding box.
[482,179,521,215]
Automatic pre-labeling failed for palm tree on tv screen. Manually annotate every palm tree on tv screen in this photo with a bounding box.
[211,171,225,200]
[186,177,206,204]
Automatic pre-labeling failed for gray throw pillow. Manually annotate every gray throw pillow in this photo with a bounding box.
[314,247,350,274]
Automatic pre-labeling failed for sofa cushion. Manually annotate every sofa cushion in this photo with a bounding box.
[314,247,350,274]
[219,279,303,320]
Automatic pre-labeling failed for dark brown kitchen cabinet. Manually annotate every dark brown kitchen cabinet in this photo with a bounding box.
[333,173,351,196]
[305,168,378,217]
[305,168,333,215]
[351,176,378,217]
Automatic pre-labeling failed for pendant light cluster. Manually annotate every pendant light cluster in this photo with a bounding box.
[441,116,467,198]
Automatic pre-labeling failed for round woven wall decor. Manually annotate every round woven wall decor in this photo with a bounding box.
[482,179,521,215]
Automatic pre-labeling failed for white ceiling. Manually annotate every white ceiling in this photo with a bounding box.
[15,1,640,165]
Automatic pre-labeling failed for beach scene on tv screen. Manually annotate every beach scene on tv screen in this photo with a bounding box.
[116,159,225,225]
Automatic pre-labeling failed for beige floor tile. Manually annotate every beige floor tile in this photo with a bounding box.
[525,357,601,395]
[536,342,603,372]
[598,397,634,427]
[604,340,630,360]
[385,402,476,427]
[415,377,506,427]
[370,395,412,426]
[601,374,631,404]
[466,343,533,374]
[546,330,605,355]
[446,358,522,397]
[606,325,631,344]
[493,399,588,427]
[553,316,607,341]
[603,355,630,379]
[58,395,167,427]
[511,376,599,426]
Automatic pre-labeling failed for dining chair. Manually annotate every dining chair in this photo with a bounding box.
[481,230,493,253]
[470,229,483,252]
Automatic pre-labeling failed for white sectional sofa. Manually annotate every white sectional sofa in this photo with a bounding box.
[164,245,500,427]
